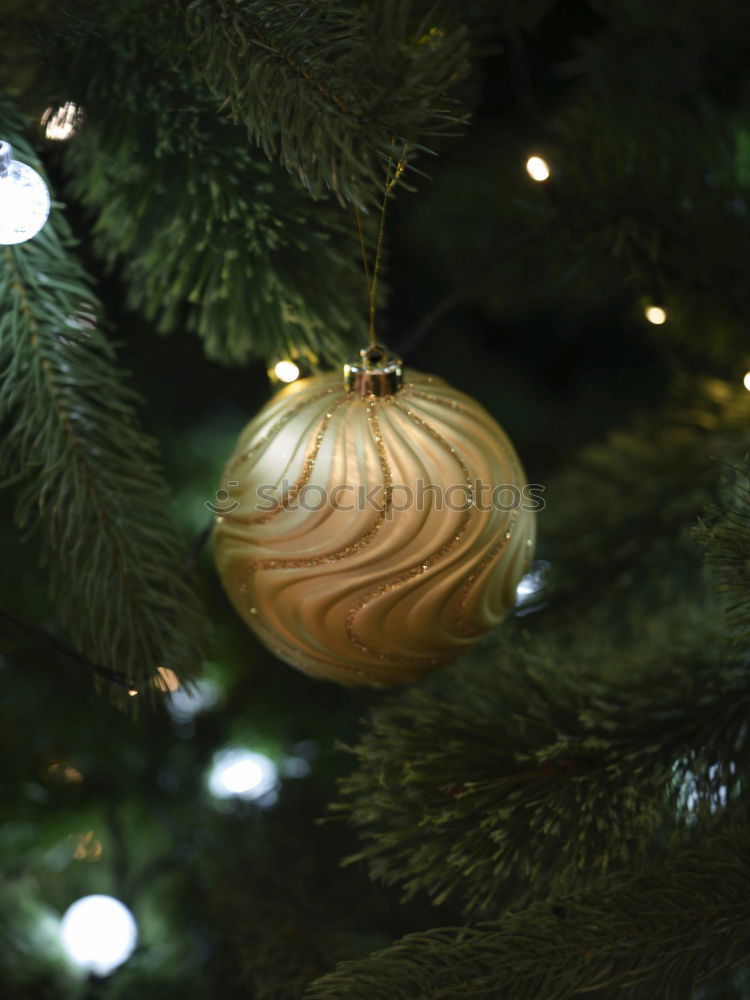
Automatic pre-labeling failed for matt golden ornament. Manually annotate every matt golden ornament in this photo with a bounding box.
[213,346,537,685]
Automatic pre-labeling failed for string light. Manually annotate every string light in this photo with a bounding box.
[208,747,278,803]
[59,895,137,976]
[644,305,667,325]
[40,102,83,142]
[70,830,103,862]
[154,666,180,693]
[0,140,50,245]
[274,360,300,383]
[743,371,750,392]
[47,761,83,783]
[526,155,550,182]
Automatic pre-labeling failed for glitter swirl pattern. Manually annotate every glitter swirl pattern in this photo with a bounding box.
[213,369,536,685]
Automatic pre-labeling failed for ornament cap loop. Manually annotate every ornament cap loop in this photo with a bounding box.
[344,343,403,396]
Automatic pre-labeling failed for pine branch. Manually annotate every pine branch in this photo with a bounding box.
[48,1,372,365]
[306,825,750,999]
[542,377,750,621]
[0,97,209,696]
[331,627,749,915]
[179,0,471,201]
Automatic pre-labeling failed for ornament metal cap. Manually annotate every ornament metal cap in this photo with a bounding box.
[344,344,404,397]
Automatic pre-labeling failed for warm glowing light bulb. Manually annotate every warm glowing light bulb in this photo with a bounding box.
[41,102,83,142]
[644,305,667,325]
[274,360,300,383]
[526,155,550,182]
[0,141,50,244]
[743,371,750,392]
[154,666,180,693]
[208,747,278,802]
[59,895,137,976]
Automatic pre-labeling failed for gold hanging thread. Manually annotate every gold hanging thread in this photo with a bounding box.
[354,139,410,347]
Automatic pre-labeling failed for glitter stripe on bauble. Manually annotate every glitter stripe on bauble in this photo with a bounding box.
[213,348,536,686]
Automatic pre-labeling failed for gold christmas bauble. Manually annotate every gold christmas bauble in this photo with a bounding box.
[213,347,536,685]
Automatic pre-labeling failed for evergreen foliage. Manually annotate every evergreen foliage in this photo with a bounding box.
[180,0,471,202]
[47,1,370,366]
[334,626,747,914]
[307,826,750,999]
[0,98,208,693]
[2,0,750,997]
[400,4,750,365]
[542,378,750,616]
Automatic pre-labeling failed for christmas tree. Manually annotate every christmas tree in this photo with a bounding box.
[2,1,750,996]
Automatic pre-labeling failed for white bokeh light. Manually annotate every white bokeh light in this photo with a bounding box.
[208,747,278,802]
[166,677,221,722]
[59,895,137,976]
[743,371,750,392]
[674,760,738,822]
[283,755,311,778]
[515,560,550,615]
[0,141,50,245]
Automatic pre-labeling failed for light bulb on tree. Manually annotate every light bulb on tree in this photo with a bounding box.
[644,305,667,325]
[40,102,83,141]
[59,895,137,976]
[526,155,550,182]
[515,560,550,617]
[208,747,278,802]
[154,665,180,692]
[0,141,50,245]
[515,560,550,603]
[743,371,750,392]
